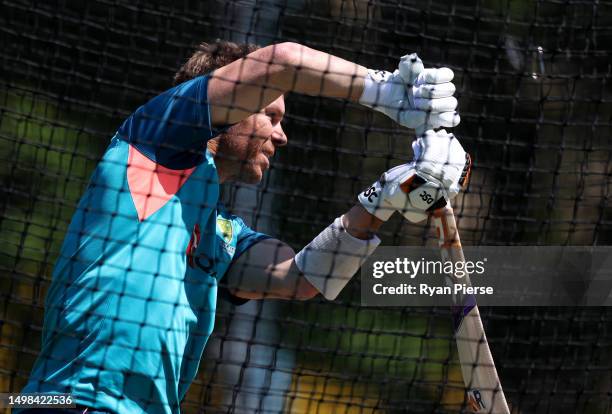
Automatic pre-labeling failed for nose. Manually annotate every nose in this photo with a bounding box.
[271,124,287,147]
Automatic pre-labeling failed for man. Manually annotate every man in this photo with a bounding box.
[20,41,468,413]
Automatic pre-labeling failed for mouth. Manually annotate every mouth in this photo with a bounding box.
[262,151,274,162]
[260,152,273,170]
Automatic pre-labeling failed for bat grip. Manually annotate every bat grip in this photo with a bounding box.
[431,205,511,414]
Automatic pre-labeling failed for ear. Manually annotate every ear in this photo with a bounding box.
[207,136,219,154]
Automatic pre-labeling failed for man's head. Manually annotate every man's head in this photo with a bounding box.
[175,40,287,184]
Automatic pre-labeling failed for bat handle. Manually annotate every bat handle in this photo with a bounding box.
[431,205,511,414]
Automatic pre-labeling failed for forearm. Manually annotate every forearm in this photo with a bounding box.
[342,204,384,240]
[229,257,316,301]
[225,239,318,301]
[226,207,383,302]
[276,43,367,100]
[208,42,367,125]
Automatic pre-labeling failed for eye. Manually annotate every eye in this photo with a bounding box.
[266,111,280,125]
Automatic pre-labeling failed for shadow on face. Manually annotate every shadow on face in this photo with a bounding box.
[211,96,286,184]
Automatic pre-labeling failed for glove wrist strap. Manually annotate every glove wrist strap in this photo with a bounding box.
[359,69,393,109]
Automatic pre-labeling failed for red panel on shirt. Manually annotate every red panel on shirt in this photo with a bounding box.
[127,145,196,221]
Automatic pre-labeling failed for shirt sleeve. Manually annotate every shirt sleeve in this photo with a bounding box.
[217,214,272,306]
[117,76,220,169]
[232,217,272,261]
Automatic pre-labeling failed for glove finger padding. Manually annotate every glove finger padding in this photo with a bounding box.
[360,53,461,132]
[412,129,472,196]
[359,130,471,224]
[429,111,461,128]
[408,111,461,132]
[412,96,458,112]
[359,164,438,223]
[413,82,456,99]
[398,56,455,86]
[398,53,424,85]
[414,67,454,84]
[399,110,461,131]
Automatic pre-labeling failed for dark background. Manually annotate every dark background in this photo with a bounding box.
[1,0,611,412]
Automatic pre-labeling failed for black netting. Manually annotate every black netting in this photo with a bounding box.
[1,0,612,413]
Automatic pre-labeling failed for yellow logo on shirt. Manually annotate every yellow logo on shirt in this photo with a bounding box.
[217,217,234,245]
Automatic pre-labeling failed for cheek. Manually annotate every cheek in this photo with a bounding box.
[223,115,272,162]
[246,117,272,152]
[218,131,249,163]
[246,140,265,159]
[252,115,274,138]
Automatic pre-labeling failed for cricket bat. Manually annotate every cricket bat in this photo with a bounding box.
[432,205,510,414]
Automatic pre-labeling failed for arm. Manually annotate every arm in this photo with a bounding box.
[208,42,367,125]
[224,127,471,302]
[224,238,315,301]
[208,44,460,131]
[223,205,382,301]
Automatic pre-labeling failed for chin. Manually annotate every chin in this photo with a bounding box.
[238,167,264,184]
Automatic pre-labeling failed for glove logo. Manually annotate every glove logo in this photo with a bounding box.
[419,190,435,204]
[370,69,391,82]
[363,186,378,202]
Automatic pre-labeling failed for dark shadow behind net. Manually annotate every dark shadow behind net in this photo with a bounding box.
[1,0,611,413]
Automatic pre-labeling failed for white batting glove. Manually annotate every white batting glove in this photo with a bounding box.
[358,129,471,222]
[359,53,460,133]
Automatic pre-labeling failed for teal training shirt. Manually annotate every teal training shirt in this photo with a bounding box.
[21,76,269,413]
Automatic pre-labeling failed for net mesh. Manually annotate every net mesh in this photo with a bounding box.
[1,0,612,413]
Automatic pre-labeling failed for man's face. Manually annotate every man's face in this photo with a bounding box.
[215,96,287,184]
